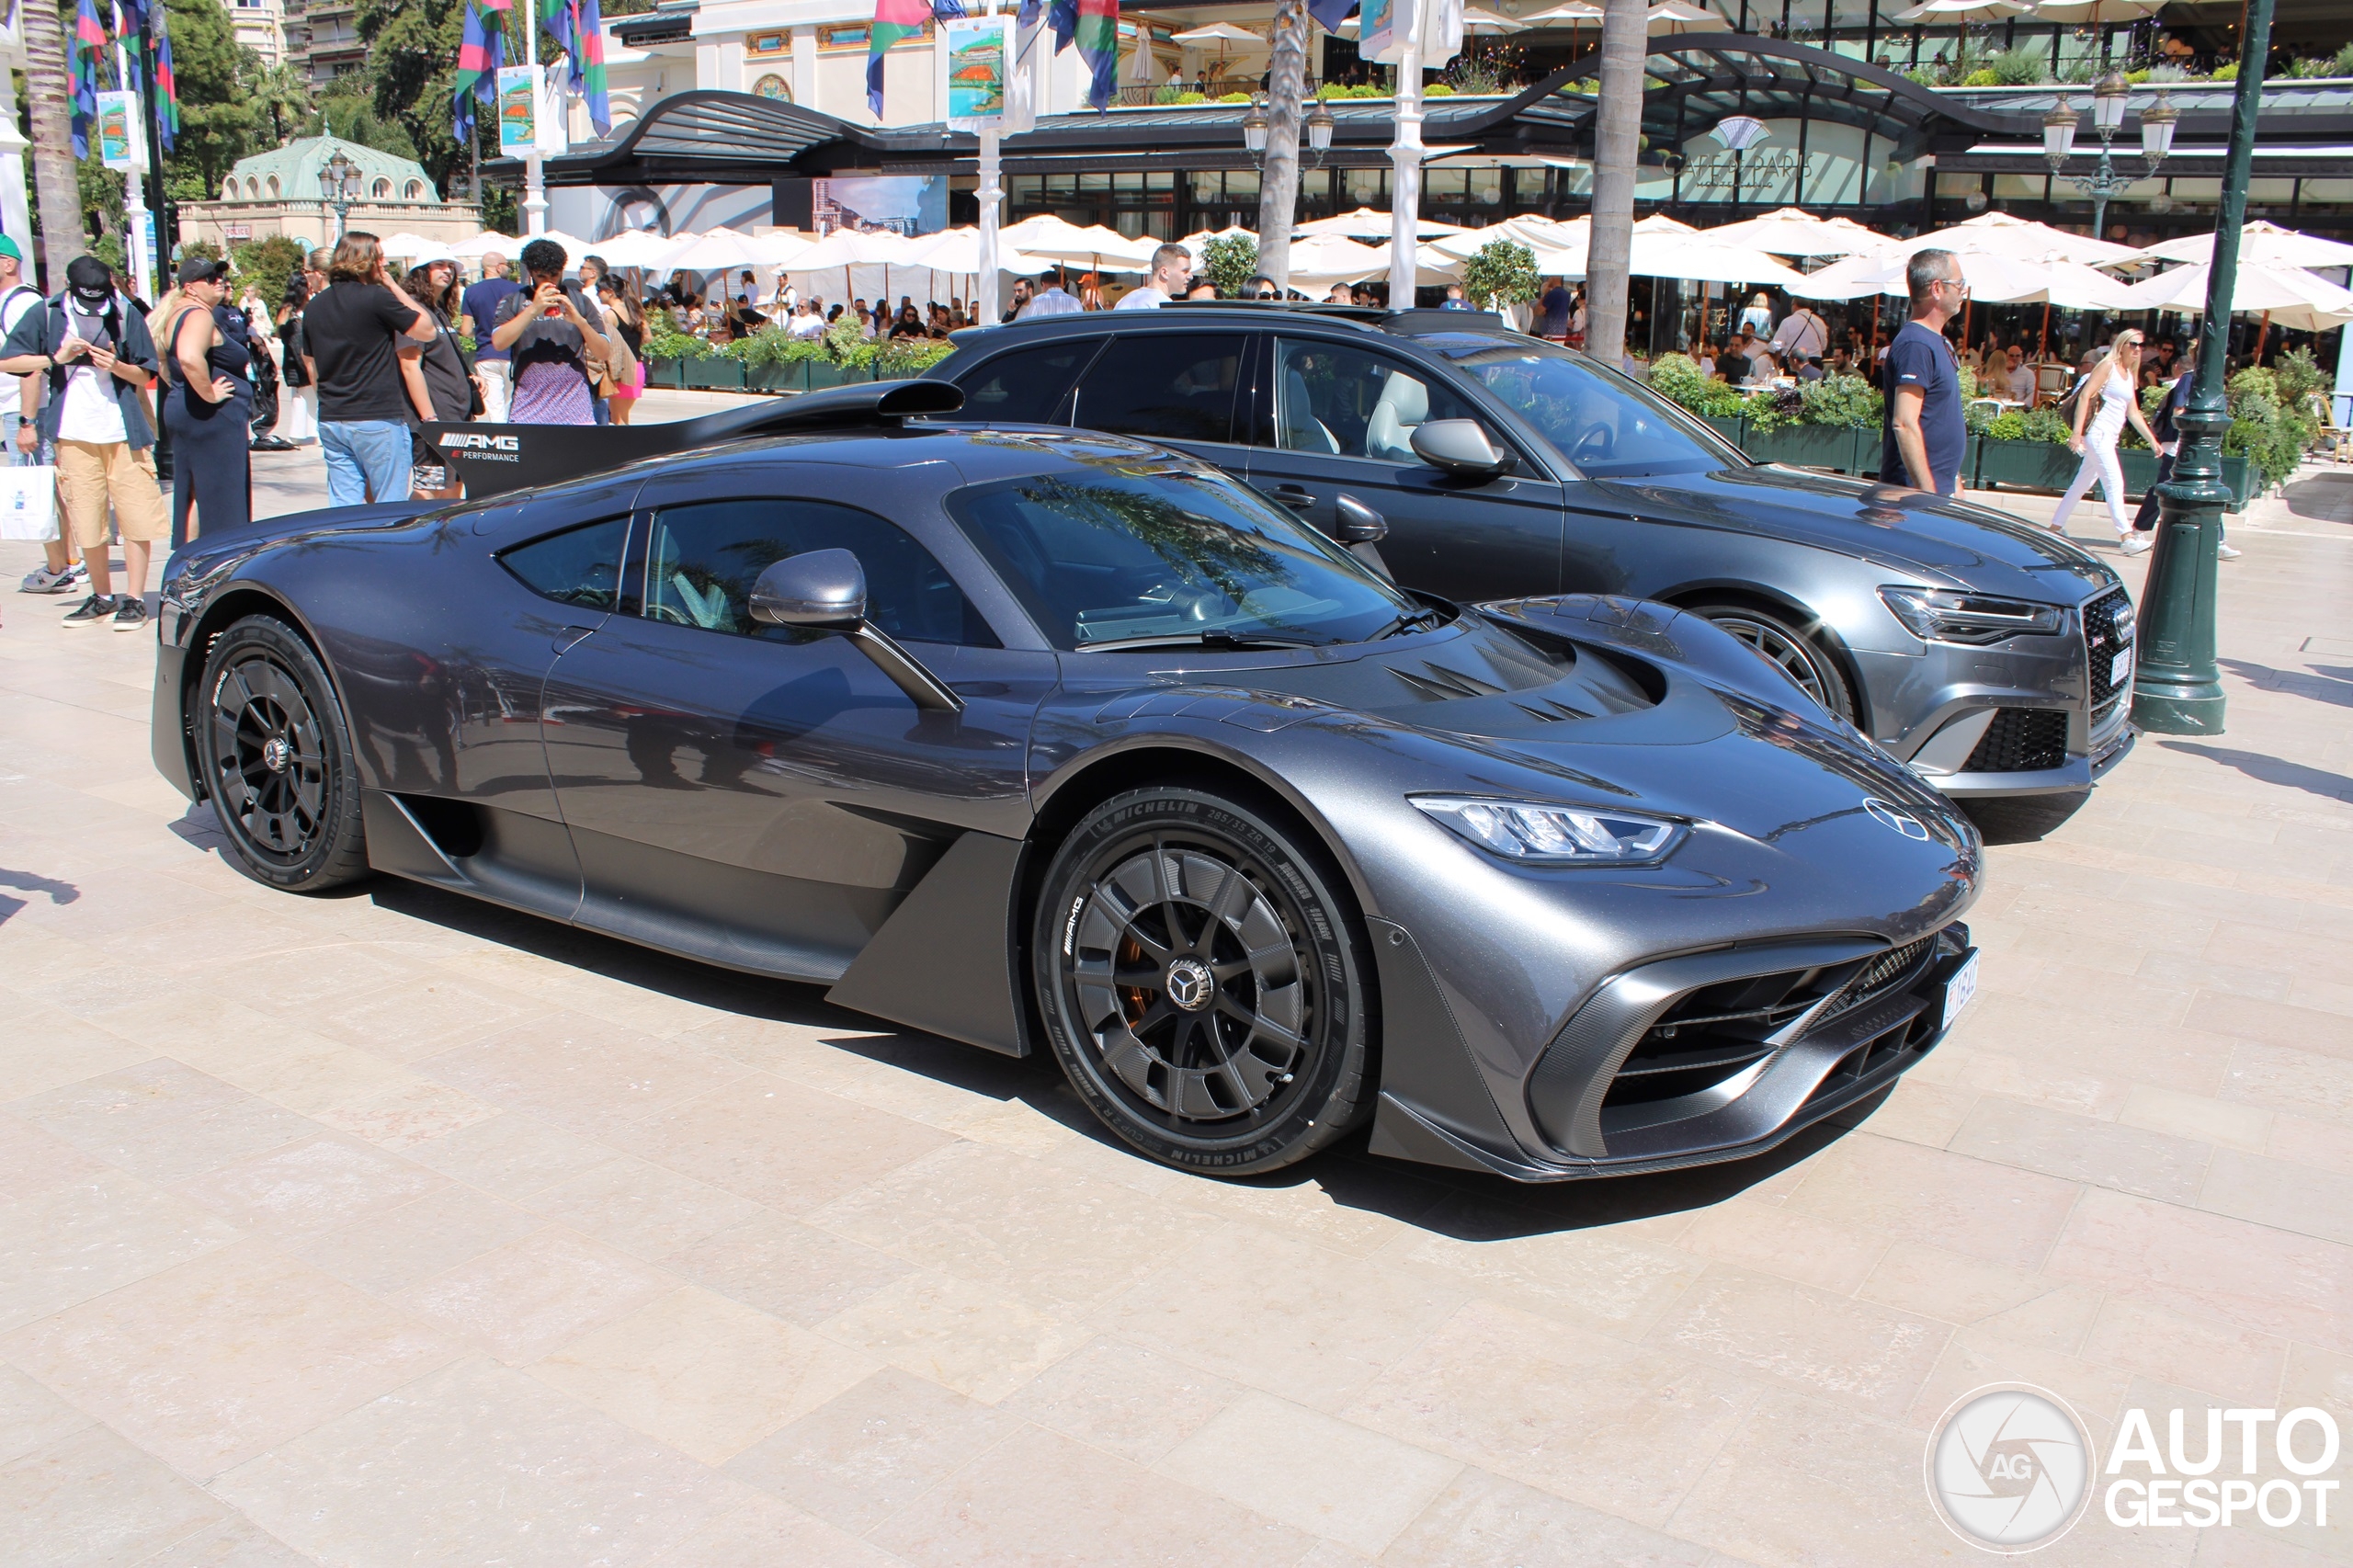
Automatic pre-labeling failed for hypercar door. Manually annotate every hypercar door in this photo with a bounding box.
[540,472,1050,983]
[1244,335,1565,604]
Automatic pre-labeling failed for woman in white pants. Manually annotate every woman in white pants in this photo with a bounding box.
[2051,331,2160,554]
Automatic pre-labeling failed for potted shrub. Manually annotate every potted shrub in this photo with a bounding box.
[1793,373,1881,473]
[1648,353,1746,448]
[1972,407,2076,492]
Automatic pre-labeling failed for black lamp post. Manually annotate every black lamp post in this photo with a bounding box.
[2132,2,2269,735]
[318,150,361,243]
[2042,78,2177,243]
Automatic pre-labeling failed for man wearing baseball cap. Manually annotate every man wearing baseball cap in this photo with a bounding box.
[0,237,83,597]
[0,255,168,630]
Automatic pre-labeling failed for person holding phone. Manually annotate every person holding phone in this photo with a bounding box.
[489,238,611,426]
[301,232,438,506]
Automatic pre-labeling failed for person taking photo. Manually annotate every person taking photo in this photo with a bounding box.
[302,232,438,505]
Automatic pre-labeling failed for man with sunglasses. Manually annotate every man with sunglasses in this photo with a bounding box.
[1881,249,1968,496]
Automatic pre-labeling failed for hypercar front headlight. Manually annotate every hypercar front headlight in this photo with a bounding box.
[1411,796,1684,866]
[1878,585,2064,646]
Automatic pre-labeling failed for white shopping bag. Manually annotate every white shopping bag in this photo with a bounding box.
[0,464,57,542]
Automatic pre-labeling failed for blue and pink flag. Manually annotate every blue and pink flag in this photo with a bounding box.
[869,0,963,119]
[546,0,609,134]
[453,0,504,140]
[68,0,105,158]
[152,0,178,151]
[1072,0,1116,111]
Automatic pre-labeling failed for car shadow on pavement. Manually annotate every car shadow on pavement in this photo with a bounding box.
[2160,740,2353,805]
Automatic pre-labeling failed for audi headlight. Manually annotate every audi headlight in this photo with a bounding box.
[1412,796,1684,866]
[1878,585,2064,646]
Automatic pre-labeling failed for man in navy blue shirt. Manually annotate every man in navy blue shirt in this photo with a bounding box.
[1880,248,1968,495]
[459,251,521,422]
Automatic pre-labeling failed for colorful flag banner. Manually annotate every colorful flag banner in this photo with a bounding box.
[454,0,505,141]
[1072,0,1116,112]
[869,0,964,119]
[151,0,178,152]
[1305,0,1358,30]
[543,0,609,135]
[69,0,107,159]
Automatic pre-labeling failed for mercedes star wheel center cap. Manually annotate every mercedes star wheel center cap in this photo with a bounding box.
[1165,956,1214,1012]
[261,736,291,773]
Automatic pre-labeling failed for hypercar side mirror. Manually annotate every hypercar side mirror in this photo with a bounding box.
[750,550,963,713]
[1411,419,1518,481]
[1333,494,1388,544]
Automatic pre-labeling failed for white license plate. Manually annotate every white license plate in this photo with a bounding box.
[1943,951,1981,1026]
[2110,646,2134,688]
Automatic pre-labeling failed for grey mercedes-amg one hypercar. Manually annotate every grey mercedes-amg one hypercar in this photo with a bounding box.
[153,383,1982,1181]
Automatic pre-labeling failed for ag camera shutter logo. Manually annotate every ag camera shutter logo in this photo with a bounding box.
[1925,1384,2092,1552]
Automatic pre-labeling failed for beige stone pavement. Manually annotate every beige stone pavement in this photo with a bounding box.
[1,418,2350,1565]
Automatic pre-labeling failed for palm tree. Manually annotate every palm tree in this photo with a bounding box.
[1584,0,1645,363]
[20,0,89,285]
[1255,0,1311,296]
[248,58,318,146]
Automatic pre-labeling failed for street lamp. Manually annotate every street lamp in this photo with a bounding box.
[2042,75,2171,242]
[1242,95,1269,156]
[317,149,361,242]
[1304,97,1335,168]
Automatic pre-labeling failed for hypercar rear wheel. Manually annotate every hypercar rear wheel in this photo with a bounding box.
[1688,599,1856,722]
[199,615,370,892]
[1033,787,1373,1176]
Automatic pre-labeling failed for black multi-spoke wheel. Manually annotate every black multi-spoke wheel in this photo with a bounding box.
[1034,787,1373,1175]
[1688,600,1856,722]
[199,616,370,891]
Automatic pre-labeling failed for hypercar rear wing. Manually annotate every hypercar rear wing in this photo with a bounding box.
[420,379,966,499]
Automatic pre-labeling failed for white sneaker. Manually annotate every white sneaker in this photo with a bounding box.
[17,562,80,594]
[2217,541,2242,560]
[2119,533,2152,555]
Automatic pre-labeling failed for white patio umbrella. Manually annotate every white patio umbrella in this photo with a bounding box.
[2119,258,2353,333]
[1461,6,1529,31]
[586,229,686,269]
[376,232,442,260]
[659,228,776,273]
[1697,207,1888,257]
[2029,0,2165,22]
[1895,211,2142,267]
[1285,234,1392,294]
[1644,1,1722,32]
[1892,0,2031,19]
[1001,216,1158,271]
[1296,206,1470,239]
[1790,246,2053,301]
[1170,21,1263,51]
[2131,220,2353,271]
[795,228,921,270]
[905,227,1051,275]
[449,230,535,259]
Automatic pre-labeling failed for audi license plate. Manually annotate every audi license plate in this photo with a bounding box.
[2110,645,2134,689]
[1943,950,1981,1027]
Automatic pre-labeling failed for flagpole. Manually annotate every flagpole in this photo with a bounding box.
[975,0,1002,325]
[524,0,546,234]
[110,7,150,296]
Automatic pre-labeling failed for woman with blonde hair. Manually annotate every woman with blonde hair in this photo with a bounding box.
[2050,329,2161,554]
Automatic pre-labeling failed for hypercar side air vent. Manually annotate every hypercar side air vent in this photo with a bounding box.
[1512,699,1596,722]
[1391,663,1506,701]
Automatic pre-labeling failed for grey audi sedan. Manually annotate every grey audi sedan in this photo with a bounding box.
[928,306,2135,803]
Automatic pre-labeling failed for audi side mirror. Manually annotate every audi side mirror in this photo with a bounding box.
[749,549,962,713]
[1333,494,1388,544]
[751,548,866,629]
[1411,419,1517,481]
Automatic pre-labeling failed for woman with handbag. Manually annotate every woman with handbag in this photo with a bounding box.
[155,257,255,548]
[2050,331,2160,553]
[399,252,479,498]
[594,274,645,426]
[275,250,324,444]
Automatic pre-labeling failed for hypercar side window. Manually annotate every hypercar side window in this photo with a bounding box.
[497,516,631,611]
[1070,334,1247,445]
[1269,338,1477,463]
[641,498,997,648]
[959,341,1100,425]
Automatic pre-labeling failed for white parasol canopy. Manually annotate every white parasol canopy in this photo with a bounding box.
[376,233,443,260]
[1434,212,1803,285]
[794,228,923,270]
[903,226,1051,275]
[449,230,549,259]
[1644,0,1722,32]
[1169,21,1264,45]
[1791,246,2140,306]
[2119,258,2353,332]
[1284,234,1392,293]
[1461,6,1529,30]
[1892,0,2030,19]
[586,229,686,268]
[1521,1,1605,17]
[658,228,777,273]
[2130,220,2353,271]
[1296,206,1470,239]
[2028,0,2165,22]
[1000,215,1160,271]
[1695,207,1887,257]
[1907,210,2143,267]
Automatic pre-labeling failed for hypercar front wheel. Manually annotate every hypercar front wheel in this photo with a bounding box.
[1032,787,1373,1176]
[199,615,371,892]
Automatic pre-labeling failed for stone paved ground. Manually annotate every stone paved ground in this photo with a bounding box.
[1,419,2349,1566]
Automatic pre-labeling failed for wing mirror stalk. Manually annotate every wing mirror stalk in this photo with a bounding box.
[749,549,965,714]
[1332,494,1394,578]
[1411,419,1518,481]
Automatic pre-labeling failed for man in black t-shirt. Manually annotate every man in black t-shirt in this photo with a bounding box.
[301,231,437,506]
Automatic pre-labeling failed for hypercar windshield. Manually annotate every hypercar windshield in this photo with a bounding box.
[1420,334,1739,479]
[948,461,1419,652]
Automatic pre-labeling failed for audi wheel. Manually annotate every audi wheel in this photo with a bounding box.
[1689,599,1856,722]
[1032,787,1373,1176]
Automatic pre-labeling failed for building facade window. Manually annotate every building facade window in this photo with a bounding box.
[267,176,280,197]
[372,177,391,197]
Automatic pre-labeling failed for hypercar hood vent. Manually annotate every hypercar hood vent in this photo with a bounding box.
[1391,663,1506,701]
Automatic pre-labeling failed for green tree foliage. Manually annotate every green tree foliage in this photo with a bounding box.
[1200,234,1259,298]
[159,0,257,196]
[233,233,307,309]
[354,0,472,192]
[312,94,421,161]
[1461,238,1539,312]
[245,56,316,145]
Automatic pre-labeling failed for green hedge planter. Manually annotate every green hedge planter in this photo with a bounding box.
[1743,422,1869,474]
[644,358,686,391]
[805,362,862,391]
[1702,414,1746,449]
[1973,437,2078,493]
[680,357,746,392]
